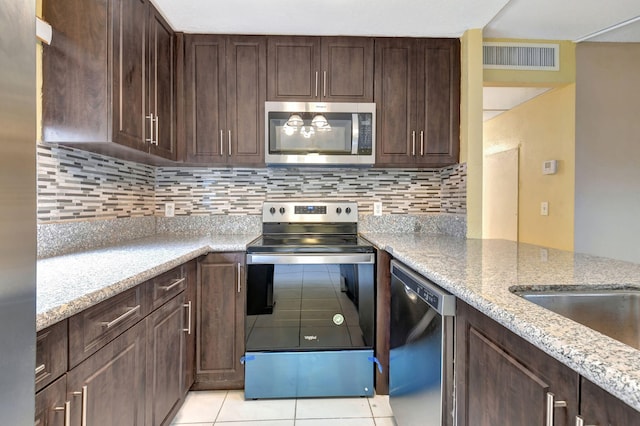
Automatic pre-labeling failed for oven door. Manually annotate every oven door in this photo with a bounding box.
[244,251,377,398]
[245,252,376,351]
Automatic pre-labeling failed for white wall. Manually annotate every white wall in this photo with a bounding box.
[575,43,640,263]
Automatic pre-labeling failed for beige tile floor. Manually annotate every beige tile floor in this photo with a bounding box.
[171,390,397,426]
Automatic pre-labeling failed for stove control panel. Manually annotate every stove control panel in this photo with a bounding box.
[263,201,358,223]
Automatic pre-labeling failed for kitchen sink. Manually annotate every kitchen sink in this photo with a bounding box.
[511,287,640,350]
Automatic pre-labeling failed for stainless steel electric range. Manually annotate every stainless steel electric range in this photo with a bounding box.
[243,201,377,399]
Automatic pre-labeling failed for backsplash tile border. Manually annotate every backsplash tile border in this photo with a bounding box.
[37,143,466,223]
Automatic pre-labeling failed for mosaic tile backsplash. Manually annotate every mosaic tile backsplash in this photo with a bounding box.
[37,143,466,223]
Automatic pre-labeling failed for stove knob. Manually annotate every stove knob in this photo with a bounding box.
[279,207,286,215]
[336,207,342,214]
[345,207,352,214]
[269,207,276,215]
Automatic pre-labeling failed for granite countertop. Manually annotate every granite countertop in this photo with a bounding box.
[361,232,640,412]
[36,233,259,331]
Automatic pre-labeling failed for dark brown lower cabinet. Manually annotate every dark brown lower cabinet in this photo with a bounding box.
[35,375,67,426]
[145,293,187,426]
[67,319,146,425]
[455,300,579,426]
[580,377,640,425]
[194,252,245,389]
[183,259,198,394]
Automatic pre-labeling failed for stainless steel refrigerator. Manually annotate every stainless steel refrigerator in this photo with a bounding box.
[0,0,37,422]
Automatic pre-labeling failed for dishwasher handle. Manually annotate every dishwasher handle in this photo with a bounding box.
[391,260,456,316]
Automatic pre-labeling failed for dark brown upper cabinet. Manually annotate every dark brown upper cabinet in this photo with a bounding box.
[42,0,177,164]
[183,35,266,166]
[267,36,374,102]
[375,38,460,168]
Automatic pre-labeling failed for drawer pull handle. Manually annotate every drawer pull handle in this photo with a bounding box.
[183,301,192,335]
[575,415,597,426]
[102,305,140,329]
[546,392,568,426]
[160,277,185,292]
[53,400,71,426]
[35,364,46,375]
[72,386,88,426]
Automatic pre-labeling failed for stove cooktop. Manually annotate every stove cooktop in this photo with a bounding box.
[246,234,374,254]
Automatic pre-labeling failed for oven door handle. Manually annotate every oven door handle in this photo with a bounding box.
[246,253,375,265]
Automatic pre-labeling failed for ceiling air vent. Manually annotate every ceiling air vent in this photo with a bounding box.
[483,42,560,71]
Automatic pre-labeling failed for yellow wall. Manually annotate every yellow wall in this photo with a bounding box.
[483,85,575,250]
[461,29,484,239]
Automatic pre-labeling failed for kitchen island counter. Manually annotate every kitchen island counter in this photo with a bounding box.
[37,233,258,331]
[361,232,640,412]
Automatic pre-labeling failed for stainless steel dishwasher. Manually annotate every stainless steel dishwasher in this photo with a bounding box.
[389,260,456,426]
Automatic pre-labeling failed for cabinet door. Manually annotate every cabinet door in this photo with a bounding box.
[374,38,417,166]
[415,39,460,167]
[148,5,176,160]
[580,378,640,425]
[184,35,227,164]
[112,0,148,152]
[35,376,67,426]
[67,320,146,426]
[183,260,197,394]
[195,252,245,389]
[267,36,321,101]
[226,36,266,166]
[321,37,373,102]
[145,294,186,426]
[455,301,578,426]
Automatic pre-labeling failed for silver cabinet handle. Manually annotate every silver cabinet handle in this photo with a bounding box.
[153,115,159,146]
[237,263,241,293]
[411,131,416,156]
[323,71,327,97]
[35,364,46,375]
[219,129,224,156]
[146,113,154,144]
[102,305,140,329]
[228,130,232,156]
[160,277,185,292]
[315,71,318,97]
[420,130,424,156]
[546,392,568,426]
[72,386,88,426]
[183,301,192,334]
[575,416,597,426]
[53,400,71,426]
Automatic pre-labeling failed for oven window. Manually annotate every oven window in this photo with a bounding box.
[246,263,374,351]
[268,112,354,155]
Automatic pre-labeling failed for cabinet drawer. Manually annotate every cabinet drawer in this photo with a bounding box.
[69,285,148,368]
[35,320,68,393]
[149,265,186,310]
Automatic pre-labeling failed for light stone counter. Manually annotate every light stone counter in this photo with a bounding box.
[361,232,640,413]
[37,233,259,331]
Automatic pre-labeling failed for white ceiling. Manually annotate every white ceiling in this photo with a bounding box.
[483,87,551,121]
[152,0,640,42]
[151,0,640,120]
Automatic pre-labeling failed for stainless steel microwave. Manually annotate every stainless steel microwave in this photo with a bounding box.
[265,102,375,166]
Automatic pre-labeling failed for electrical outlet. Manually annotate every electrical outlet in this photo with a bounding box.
[373,202,382,216]
[540,201,549,216]
[540,248,548,262]
[165,202,175,217]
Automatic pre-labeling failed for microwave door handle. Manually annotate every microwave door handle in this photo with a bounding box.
[351,113,359,154]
